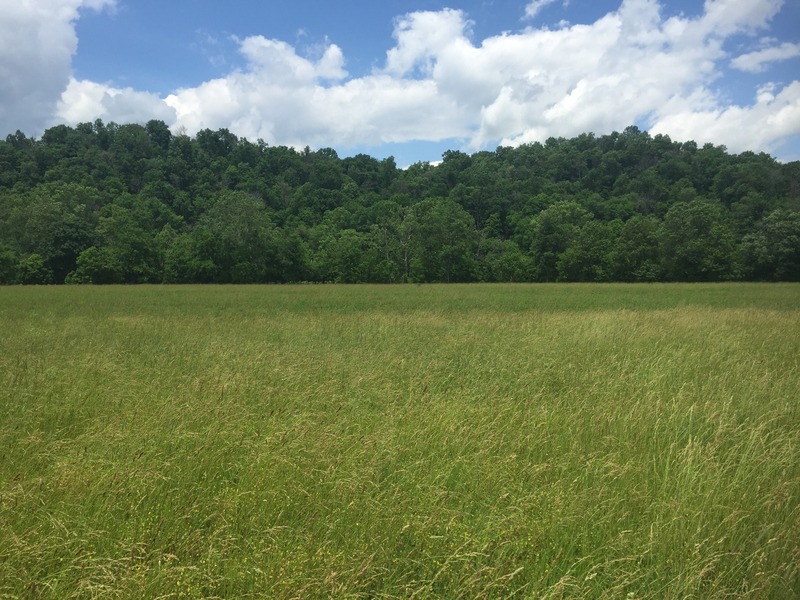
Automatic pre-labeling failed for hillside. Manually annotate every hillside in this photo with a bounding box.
[1,122,798,284]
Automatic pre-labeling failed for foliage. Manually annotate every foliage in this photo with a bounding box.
[1,123,798,283]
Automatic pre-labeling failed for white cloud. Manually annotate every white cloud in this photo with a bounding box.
[237,36,347,82]
[731,42,800,73]
[697,0,783,36]
[3,0,799,161]
[523,0,560,21]
[0,0,116,135]
[469,0,799,153]
[651,82,800,153]
[164,49,470,148]
[57,79,176,125]
[163,0,797,157]
[384,9,469,77]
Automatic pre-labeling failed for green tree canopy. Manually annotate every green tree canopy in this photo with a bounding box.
[0,121,797,284]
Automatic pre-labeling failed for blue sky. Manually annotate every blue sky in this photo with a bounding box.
[2,0,799,165]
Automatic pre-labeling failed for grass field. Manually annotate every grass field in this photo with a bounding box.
[1,283,798,599]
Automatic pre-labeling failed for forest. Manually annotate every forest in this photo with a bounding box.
[1,120,799,284]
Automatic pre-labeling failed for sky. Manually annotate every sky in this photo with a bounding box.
[1,0,799,166]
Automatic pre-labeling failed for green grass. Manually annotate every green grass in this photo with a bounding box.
[1,283,798,599]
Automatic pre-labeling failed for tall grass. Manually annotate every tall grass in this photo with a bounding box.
[1,284,798,598]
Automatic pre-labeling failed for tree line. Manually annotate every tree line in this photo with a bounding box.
[1,120,799,284]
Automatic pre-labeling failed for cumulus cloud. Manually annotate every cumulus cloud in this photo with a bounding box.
[57,79,176,125]
[161,0,800,157]
[0,0,116,135]
[461,0,798,154]
[3,0,799,160]
[236,36,347,82]
[651,82,800,152]
[384,9,470,77]
[731,42,800,73]
[164,37,471,148]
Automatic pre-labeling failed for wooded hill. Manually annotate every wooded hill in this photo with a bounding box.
[1,121,798,284]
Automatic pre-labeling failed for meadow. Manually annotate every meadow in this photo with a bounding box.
[1,283,798,599]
